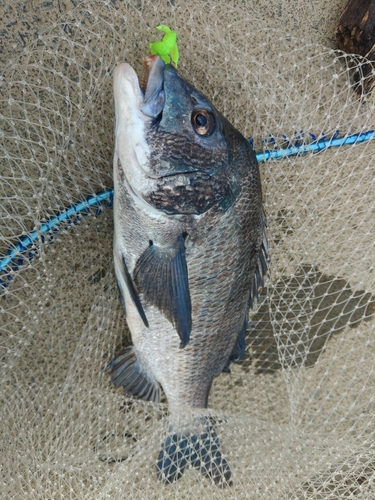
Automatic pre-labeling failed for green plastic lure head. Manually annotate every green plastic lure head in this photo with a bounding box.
[150,25,179,67]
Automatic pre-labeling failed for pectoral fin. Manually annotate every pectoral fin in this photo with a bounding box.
[134,235,192,348]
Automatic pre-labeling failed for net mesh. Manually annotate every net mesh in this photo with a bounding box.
[1,1,375,498]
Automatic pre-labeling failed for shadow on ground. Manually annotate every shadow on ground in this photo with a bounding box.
[245,264,375,373]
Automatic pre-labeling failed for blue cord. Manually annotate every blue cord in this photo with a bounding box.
[0,190,114,278]
[255,130,375,161]
[1,130,374,278]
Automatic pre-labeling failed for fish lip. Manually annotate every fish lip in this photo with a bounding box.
[113,56,165,116]
[139,55,166,118]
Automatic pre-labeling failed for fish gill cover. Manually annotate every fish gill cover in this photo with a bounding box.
[1,1,375,499]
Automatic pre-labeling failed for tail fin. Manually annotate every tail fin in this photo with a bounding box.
[156,422,232,487]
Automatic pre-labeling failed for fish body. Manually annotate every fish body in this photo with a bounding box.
[108,56,268,485]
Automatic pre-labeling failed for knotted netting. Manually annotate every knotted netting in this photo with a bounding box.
[1,1,375,498]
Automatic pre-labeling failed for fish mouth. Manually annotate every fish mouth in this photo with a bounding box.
[113,57,201,181]
[113,55,166,121]
[139,55,166,119]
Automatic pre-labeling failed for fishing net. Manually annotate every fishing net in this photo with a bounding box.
[1,0,375,498]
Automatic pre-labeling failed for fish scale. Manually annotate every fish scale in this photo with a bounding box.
[107,55,269,486]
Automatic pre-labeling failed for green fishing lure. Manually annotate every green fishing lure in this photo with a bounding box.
[150,25,179,67]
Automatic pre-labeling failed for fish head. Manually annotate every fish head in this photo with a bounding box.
[113,56,245,215]
[155,62,227,156]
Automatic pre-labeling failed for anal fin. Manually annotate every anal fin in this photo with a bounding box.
[134,235,192,348]
[106,346,160,402]
[222,316,247,373]
[249,211,270,309]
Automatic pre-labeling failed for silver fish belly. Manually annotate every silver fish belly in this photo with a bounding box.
[107,55,269,486]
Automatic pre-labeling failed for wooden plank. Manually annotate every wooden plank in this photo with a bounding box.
[336,0,375,96]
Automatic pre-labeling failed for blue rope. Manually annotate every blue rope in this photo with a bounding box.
[0,190,114,278]
[255,130,375,161]
[1,130,374,278]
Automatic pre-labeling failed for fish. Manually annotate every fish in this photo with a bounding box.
[107,54,269,486]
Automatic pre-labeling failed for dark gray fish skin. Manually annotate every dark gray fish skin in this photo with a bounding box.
[109,56,268,486]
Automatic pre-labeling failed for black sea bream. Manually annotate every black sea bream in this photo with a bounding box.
[107,55,269,486]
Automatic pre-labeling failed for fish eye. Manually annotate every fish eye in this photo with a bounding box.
[192,109,215,136]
